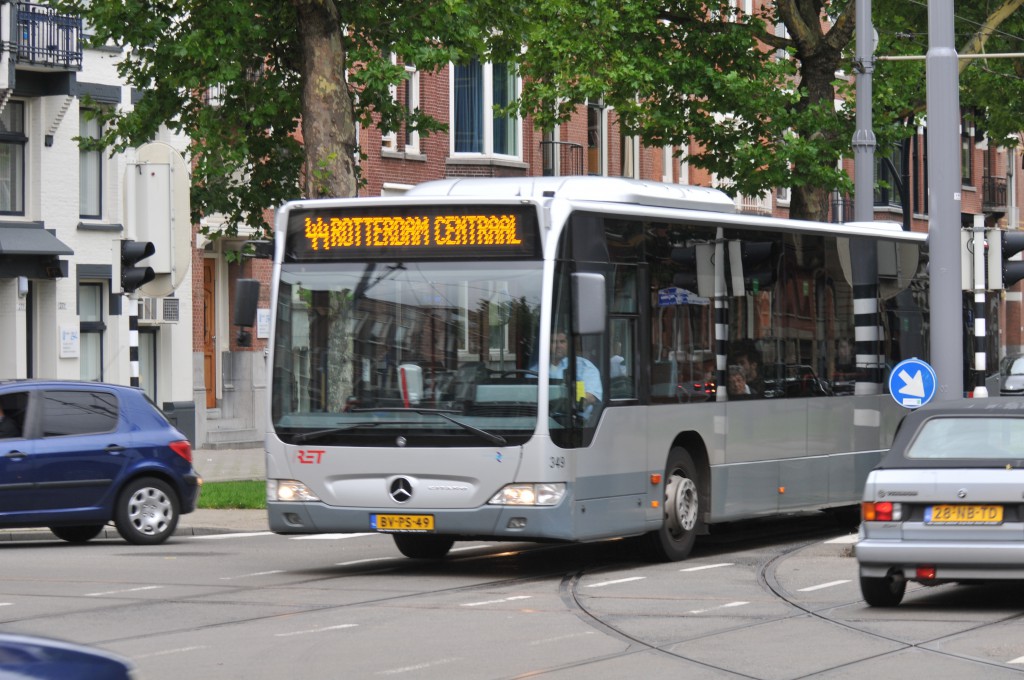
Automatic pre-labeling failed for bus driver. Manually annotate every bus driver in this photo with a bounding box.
[549,331,602,407]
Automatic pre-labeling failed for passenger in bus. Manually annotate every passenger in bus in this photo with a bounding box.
[730,342,765,396]
[727,365,753,399]
[610,341,628,378]
[834,337,856,374]
[548,331,603,406]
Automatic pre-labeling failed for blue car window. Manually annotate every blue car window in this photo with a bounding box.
[41,390,118,437]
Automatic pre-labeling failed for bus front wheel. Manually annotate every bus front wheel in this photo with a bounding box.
[643,447,702,562]
[393,533,455,559]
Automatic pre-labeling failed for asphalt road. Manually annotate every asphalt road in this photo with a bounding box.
[4,512,1024,679]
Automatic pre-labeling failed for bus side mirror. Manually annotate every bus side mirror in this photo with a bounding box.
[572,272,605,335]
[234,279,260,347]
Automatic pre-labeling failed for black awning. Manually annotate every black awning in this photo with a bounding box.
[0,226,73,256]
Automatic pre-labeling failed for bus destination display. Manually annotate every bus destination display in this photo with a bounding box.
[286,205,539,260]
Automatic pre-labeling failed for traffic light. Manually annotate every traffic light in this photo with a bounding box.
[987,229,1024,289]
[120,239,155,294]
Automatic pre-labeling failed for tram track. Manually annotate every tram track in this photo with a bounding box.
[7,521,1024,678]
[553,531,1024,679]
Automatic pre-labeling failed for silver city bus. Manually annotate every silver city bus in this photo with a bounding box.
[258,177,929,560]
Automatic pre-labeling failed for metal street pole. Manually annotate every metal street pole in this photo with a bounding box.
[926,0,963,400]
[852,0,882,399]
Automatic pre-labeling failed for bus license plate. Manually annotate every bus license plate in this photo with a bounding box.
[372,514,435,532]
[925,505,1003,525]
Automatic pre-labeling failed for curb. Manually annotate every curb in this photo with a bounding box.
[0,524,259,543]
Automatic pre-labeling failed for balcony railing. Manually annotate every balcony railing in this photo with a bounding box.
[539,141,584,177]
[16,2,82,70]
[735,192,772,216]
[983,175,1007,212]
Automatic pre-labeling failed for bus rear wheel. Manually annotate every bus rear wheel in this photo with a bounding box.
[393,534,455,559]
[643,447,702,562]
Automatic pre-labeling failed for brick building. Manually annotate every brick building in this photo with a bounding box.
[188,55,1024,447]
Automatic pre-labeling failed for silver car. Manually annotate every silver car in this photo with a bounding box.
[1000,354,1024,396]
[856,398,1024,607]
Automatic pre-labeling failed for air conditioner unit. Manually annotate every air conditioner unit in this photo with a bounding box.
[137,297,179,324]
[161,298,180,324]
[139,297,159,322]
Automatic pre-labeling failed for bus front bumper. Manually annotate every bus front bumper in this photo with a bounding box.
[268,501,577,542]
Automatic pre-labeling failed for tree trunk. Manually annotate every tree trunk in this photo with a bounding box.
[292,0,357,198]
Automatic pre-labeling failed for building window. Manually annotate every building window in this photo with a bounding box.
[452,60,520,157]
[404,63,420,154]
[383,56,419,154]
[0,101,26,215]
[875,144,904,208]
[587,102,605,175]
[79,283,105,381]
[961,114,973,184]
[139,327,157,402]
[80,113,102,218]
[621,133,640,179]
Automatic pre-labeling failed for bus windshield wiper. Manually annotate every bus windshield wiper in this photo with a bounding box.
[290,422,380,443]
[350,407,508,446]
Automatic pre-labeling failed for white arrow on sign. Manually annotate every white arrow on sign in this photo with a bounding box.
[897,369,925,398]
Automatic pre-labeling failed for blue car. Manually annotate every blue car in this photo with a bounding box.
[0,634,136,679]
[0,380,201,545]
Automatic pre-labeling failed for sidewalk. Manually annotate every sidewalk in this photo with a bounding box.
[179,445,269,535]
[0,446,271,543]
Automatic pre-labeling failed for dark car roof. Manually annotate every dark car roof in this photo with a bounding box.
[0,379,140,392]
[879,398,1024,470]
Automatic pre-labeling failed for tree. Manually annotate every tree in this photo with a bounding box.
[502,1,1024,221]
[56,0,500,239]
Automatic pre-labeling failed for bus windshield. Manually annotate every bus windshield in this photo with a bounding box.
[271,260,543,446]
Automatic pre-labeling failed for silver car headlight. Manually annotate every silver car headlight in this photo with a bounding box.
[268,479,320,502]
[489,483,565,506]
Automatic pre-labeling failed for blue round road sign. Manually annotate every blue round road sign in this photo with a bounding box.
[888,358,937,409]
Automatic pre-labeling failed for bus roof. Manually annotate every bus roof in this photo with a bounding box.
[405,176,738,214]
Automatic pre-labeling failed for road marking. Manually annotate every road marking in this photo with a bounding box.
[825,534,858,544]
[798,579,851,592]
[134,646,208,659]
[688,601,748,614]
[462,595,532,607]
[191,532,275,539]
[586,576,645,588]
[377,657,460,675]
[680,563,734,572]
[0,603,11,607]
[291,533,375,540]
[1009,655,1024,664]
[86,585,163,597]
[219,570,285,581]
[275,623,358,637]
[528,631,596,646]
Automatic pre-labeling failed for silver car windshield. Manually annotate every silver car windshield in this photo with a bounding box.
[907,417,1024,459]
[271,260,543,444]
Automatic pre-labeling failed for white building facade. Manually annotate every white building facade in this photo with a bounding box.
[0,1,195,439]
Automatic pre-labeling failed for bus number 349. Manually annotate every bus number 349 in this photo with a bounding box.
[549,456,566,469]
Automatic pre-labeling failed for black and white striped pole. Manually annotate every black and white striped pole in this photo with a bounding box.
[128,296,140,387]
[971,216,988,397]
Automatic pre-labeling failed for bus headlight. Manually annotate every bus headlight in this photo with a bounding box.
[489,483,565,506]
[268,479,320,502]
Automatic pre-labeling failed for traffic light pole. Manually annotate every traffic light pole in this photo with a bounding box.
[926,0,964,401]
[972,216,988,397]
[128,297,140,388]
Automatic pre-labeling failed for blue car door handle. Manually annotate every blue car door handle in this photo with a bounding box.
[105,444,126,454]
[3,450,26,460]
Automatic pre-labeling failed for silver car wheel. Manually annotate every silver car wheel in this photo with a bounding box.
[126,486,173,536]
